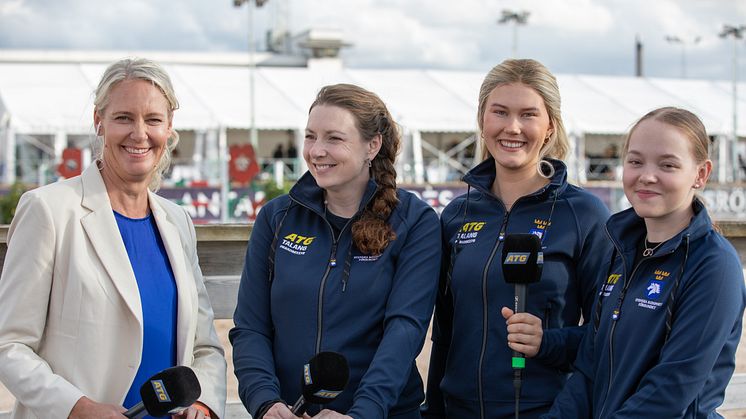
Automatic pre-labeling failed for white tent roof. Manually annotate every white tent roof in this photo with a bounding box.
[1,57,746,137]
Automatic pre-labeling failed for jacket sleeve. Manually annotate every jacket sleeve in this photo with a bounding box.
[535,197,610,369]
[0,192,85,418]
[420,221,455,419]
[346,207,442,419]
[229,204,283,418]
[607,252,745,418]
[541,316,595,419]
[182,209,227,419]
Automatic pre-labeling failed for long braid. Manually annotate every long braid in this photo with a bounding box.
[352,112,399,255]
[311,84,401,255]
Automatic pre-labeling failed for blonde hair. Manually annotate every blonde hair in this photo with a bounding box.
[93,58,180,191]
[477,58,569,162]
[623,107,709,164]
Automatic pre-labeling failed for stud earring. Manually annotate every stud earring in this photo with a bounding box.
[693,183,701,189]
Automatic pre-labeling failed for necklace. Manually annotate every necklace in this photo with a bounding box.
[642,235,665,257]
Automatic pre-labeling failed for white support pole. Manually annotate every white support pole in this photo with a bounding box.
[218,126,230,223]
[719,134,728,183]
[295,126,306,176]
[411,129,425,184]
[4,126,15,184]
[53,131,66,163]
[193,129,205,180]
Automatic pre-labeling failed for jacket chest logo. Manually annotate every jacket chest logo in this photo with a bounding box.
[529,218,550,240]
[636,269,670,310]
[602,273,621,297]
[455,221,486,245]
[280,233,315,255]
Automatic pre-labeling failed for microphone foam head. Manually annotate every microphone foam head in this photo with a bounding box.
[140,366,202,417]
[502,233,543,284]
[301,351,350,405]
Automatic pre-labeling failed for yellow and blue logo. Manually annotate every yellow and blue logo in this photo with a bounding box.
[455,221,486,245]
[529,218,551,240]
[151,379,171,403]
[280,233,316,255]
[304,363,313,385]
[504,252,530,264]
[313,389,343,399]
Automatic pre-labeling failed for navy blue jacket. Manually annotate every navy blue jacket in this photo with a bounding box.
[422,158,611,419]
[544,200,746,419]
[230,172,441,419]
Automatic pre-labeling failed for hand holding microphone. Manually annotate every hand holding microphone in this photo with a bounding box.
[501,233,544,365]
[501,233,543,418]
[124,366,202,419]
[501,307,543,358]
[291,352,349,417]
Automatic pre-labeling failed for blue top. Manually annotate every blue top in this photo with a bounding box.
[543,200,746,419]
[422,158,612,419]
[116,211,178,415]
[230,172,442,419]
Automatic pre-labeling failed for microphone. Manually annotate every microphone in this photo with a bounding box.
[291,351,350,417]
[501,233,543,368]
[124,366,202,419]
[502,233,543,419]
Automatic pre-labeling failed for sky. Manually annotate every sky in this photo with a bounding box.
[1,0,746,80]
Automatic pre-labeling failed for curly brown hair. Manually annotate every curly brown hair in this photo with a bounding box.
[310,84,400,255]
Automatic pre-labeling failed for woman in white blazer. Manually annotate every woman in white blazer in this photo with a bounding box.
[0,58,226,419]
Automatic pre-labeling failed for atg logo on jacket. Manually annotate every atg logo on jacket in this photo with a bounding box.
[455,221,486,245]
[280,233,315,255]
[602,273,621,297]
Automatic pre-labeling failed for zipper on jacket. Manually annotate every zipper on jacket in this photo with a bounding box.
[477,211,509,419]
[598,250,642,418]
[290,196,368,354]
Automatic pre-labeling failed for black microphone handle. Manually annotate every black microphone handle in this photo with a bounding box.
[513,284,527,360]
[124,401,147,419]
[291,395,307,417]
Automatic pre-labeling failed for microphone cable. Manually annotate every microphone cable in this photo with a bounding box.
[512,356,524,419]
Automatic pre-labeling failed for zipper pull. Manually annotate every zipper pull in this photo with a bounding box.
[330,242,338,267]
[342,278,348,292]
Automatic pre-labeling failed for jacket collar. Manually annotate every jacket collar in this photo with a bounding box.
[78,165,193,357]
[79,164,143,324]
[462,157,568,201]
[289,170,379,216]
[605,198,712,257]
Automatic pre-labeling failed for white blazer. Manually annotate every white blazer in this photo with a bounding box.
[0,165,227,419]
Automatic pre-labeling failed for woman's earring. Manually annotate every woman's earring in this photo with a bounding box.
[96,122,102,136]
[693,183,701,189]
[366,158,372,168]
[537,159,555,179]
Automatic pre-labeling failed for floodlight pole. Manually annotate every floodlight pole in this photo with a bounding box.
[664,35,700,78]
[235,0,267,149]
[720,24,745,182]
[498,10,530,58]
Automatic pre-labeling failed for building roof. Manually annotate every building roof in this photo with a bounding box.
[1,51,745,137]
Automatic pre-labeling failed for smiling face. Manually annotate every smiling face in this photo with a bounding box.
[481,83,553,175]
[623,118,711,227]
[94,79,172,188]
[304,104,381,196]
